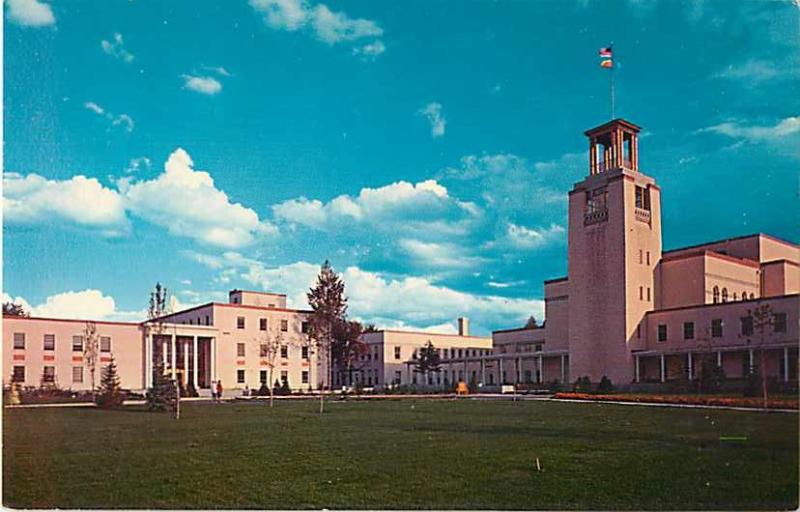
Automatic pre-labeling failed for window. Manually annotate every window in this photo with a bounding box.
[683,322,694,340]
[206,315,211,326]
[260,344,269,358]
[458,349,464,358]
[741,316,754,336]
[13,333,25,350]
[260,370,267,383]
[712,286,720,304]
[237,343,246,357]
[647,287,651,302]
[302,346,309,359]
[259,318,267,331]
[733,293,738,301]
[394,371,402,384]
[535,344,542,352]
[280,371,288,384]
[301,321,310,334]
[43,334,55,351]
[657,324,667,342]
[237,369,245,383]
[100,336,111,353]
[394,346,401,360]
[639,286,643,300]
[280,319,288,332]
[237,316,245,329]
[72,366,83,383]
[711,319,723,338]
[639,250,643,264]
[525,370,532,383]
[721,288,728,303]
[635,186,650,210]
[637,324,641,338]
[646,251,650,265]
[12,366,25,382]
[43,366,55,383]
[774,312,787,333]
[749,293,755,300]
[281,345,288,358]
[302,371,309,384]
[72,336,84,352]
[741,290,747,301]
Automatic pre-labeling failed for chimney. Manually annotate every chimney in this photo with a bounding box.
[457,317,470,337]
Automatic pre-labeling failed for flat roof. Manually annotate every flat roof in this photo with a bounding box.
[663,232,798,255]
[2,315,141,327]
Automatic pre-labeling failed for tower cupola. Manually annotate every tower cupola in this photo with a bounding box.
[585,118,641,175]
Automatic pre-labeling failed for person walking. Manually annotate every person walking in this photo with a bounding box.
[216,380,223,402]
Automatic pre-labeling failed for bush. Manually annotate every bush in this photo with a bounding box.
[258,382,270,396]
[597,376,614,393]
[698,363,725,394]
[572,376,592,393]
[547,380,561,393]
[95,357,124,408]
[468,375,478,394]
[744,370,762,397]
[278,379,292,396]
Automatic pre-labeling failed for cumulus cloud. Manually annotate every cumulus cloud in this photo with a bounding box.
[503,222,566,250]
[5,0,54,27]
[186,254,542,333]
[272,179,478,235]
[181,75,223,95]
[3,290,144,322]
[84,101,135,132]
[3,172,128,235]
[249,0,384,55]
[352,40,385,60]
[418,102,446,138]
[101,33,135,63]
[699,117,800,141]
[398,239,486,270]
[121,148,277,248]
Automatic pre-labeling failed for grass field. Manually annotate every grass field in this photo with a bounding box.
[3,399,798,510]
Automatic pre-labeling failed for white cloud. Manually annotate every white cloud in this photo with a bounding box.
[204,66,232,77]
[3,290,144,322]
[714,59,784,83]
[352,40,385,60]
[398,239,486,269]
[3,172,128,235]
[84,101,135,132]
[418,102,446,138]
[187,254,542,333]
[124,156,152,174]
[121,148,277,248]
[181,75,223,95]
[272,179,477,235]
[504,222,566,250]
[249,0,383,51]
[101,33,135,63]
[699,117,800,141]
[5,0,55,27]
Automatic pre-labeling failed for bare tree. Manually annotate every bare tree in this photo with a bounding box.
[258,329,284,408]
[83,322,100,398]
[748,303,775,410]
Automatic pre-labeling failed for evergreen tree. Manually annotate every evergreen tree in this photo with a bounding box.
[2,302,28,317]
[413,341,442,387]
[524,316,538,329]
[96,356,124,408]
[280,379,292,395]
[331,319,367,386]
[145,283,176,413]
[146,357,176,411]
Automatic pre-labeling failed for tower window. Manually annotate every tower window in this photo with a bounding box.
[712,286,720,304]
[721,288,728,303]
[657,324,667,342]
[635,186,651,211]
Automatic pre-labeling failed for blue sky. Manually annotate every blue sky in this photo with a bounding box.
[3,0,799,334]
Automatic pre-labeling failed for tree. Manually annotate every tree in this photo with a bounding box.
[145,283,177,414]
[413,341,442,388]
[331,319,367,387]
[524,316,538,329]
[362,323,379,333]
[258,330,284,408]
[307,260,348,414]
[747,303,775,409]
[83,322,100,398]
[96,356,124,408]
[3,302,28,317]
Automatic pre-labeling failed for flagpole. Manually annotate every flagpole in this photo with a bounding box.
[610,42,615,120]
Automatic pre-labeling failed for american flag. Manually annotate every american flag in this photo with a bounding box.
[599,47,613,58]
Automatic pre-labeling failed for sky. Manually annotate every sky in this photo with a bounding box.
[3,0,799,335]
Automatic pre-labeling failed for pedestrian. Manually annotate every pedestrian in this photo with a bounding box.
[211,380,217,401]
[216,380,223,402]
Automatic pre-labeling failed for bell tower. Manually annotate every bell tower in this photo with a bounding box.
[567,119,662,384]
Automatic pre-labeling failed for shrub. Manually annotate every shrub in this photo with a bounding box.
[573,376,592,393]
[258,382,270,396]
[279,379,292,396]
[95,357,124,408]
[597,376,614,393]
[547,380,562,393]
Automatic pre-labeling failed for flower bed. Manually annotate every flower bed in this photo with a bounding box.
[553,392,798,410]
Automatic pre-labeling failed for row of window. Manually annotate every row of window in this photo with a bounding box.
[638,286,651,302]
[11,365,85,384]
[237,343,310,359]
[236,316,310,333]
[657,312,787,342]
[237,369,309,385]
[712,286,755,304]
[13,333,112,352]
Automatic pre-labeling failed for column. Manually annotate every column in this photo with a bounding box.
[162,339,168,369]
[717,351,722,367]
[589,138,596,174]
[749,349,754,374]
[538,355,543,384]
[170,334,177,380]
[784,347,789,383]
[183,340,189,387]
[687,352,693,381]
[660,354,666,383]
[632,136,639,170]
[516,357,522,384]
[634,355,640,383]
[193,336,199,389]
[499,358,504,384]
[210,337,216,383]
[480,357,485,385]
[561,354,566,383]
[145,333,153,389]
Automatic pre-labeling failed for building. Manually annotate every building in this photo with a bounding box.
[3,118,797,393]
[487,118,798,387]
[3,290,320,394]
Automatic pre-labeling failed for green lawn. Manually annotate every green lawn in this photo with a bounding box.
[3,399,797,510]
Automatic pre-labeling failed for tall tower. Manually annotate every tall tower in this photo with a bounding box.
[567,119,662,384]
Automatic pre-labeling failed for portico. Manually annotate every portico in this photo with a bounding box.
[144,324,217,390]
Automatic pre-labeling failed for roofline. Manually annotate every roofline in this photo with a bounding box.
[663,233,798,256]
[2,315,141,327]
[544,276,568,285]
[646,293,798,315]
[492,326,541,334]
[660,249,760,269]
[229,289,287,297]
[150,302,312,322]
[365,329,491,340]
[584,118,641,136]
[761,258,800,268]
